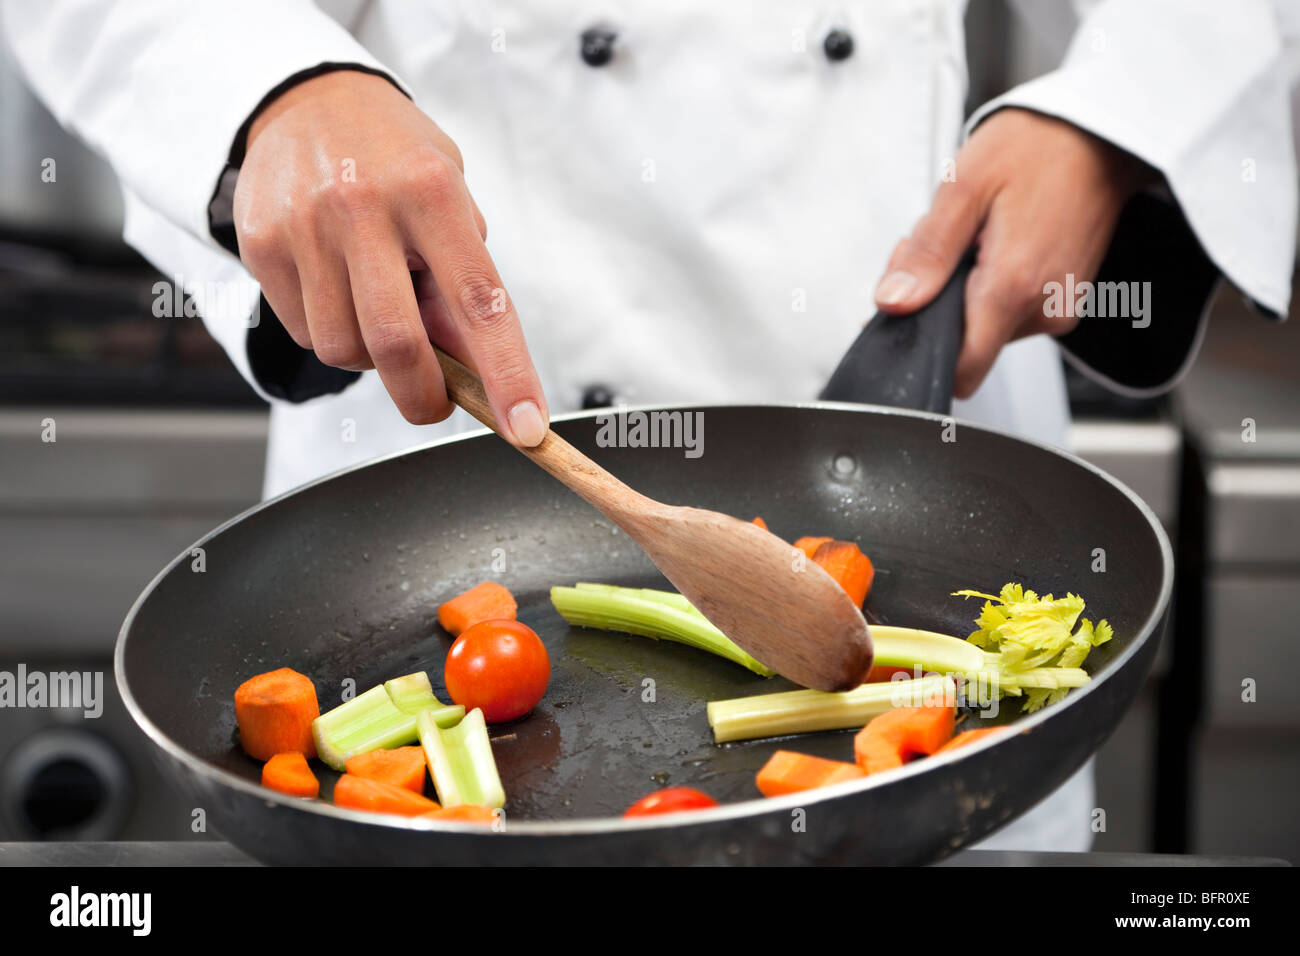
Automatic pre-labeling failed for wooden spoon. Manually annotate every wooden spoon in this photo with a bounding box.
[435,348,874,691]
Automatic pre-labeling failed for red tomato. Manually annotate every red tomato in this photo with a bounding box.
[623,787,719,818]
[444,619,550,723]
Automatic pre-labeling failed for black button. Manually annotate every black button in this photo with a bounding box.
[581,385,616,409]
[823,29,854,62]
[580,28,617,67]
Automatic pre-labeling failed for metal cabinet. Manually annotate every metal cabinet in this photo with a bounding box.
[1176,282,1300,864]
[0,409,266,840]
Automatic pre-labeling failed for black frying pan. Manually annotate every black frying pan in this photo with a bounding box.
[115,233,1174,865]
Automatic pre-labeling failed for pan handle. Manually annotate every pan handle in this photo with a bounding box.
[819,253,975,414]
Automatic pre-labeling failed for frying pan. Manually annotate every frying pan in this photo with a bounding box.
[115,250,1174,866]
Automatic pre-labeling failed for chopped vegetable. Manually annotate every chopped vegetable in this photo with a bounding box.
[261,752,320,798]
[755,751,864,797]
[933,727,1009,755]
[624,787,719,817]
[707,675,956,743]
[383,672,441,715]
[234,667,320,761]
[869,625,987,675]
[810,540,875,606]
[853,704,955,775]
[705,615,1098,743]
[344,745,428,794]
[792,536,832,559]
[333,774,441,817]
[312,680,464,771]
[417,707,506,809]
[437,581,517,637]
[954,583,1113,711]
[552,584,1014,685]
[551,583,776,677]
[422,805,499,826]
[751,516,768,530]
[444,619,550,723]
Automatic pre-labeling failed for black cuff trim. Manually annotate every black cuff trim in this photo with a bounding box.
[1056,192,1220,397]
[247,294,361,402]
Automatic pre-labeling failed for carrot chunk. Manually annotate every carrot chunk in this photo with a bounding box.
[751,516,768,530]
[421,804,498,826]
[334,774,441,816]
[853,704,955,775]
[234,667,319,761]
[854,735,908,775]
[437,581,518,637]
[345,745,428,794]
[793,536,832,559]
[811,540,875,607]
[261,752,320,798]
[756,750,865,797]
[933,727,1009,755]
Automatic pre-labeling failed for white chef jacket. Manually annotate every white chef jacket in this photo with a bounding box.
[5,0,1296,854]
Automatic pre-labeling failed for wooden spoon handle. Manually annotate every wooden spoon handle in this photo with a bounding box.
[434,347,646,516]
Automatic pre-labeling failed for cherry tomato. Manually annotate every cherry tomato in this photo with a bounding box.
[623,787,719,817]
[444,619,550,723]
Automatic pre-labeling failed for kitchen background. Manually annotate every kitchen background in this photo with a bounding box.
[1,4,1297,859]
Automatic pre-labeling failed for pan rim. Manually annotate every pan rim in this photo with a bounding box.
[115,400,1173,838]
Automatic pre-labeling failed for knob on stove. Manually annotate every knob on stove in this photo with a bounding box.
[0,728,132,840]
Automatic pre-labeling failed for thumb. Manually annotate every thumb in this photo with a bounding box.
[874,182,988,314]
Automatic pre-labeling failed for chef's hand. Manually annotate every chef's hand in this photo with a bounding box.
[873,108,1153,399]
[233,70,549,444]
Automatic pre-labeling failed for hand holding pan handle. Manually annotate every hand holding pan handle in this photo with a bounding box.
[819,253,975,414]
[818,194,1223,414]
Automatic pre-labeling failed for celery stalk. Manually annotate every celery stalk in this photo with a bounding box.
[870,625,986,675]
[312,678,465,770]
[417,707,505,809]
[551,583,777,677]
[313,685,414,770]
[992,666,1091,691]
[384,671,442,714]
[575,582,699,615]
[707,675,956,743]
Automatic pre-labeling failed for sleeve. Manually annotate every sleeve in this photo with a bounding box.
[0,0,411,403]
[970,0,1298,395]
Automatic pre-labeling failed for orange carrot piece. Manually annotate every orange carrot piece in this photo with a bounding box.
[869,704,955,753]
[334,774,441,816]
[756,750,866,797]
[751,516,768,530]
[854,735,908,775]
[853,704,956,775]
[261,752,320,798]
[437,581,518,637]
[933,727,1009,755]
[234,667,319,761]
[345,746,427,794]
[793,536,832,559]
[421,804,498,826]
[811,540,875,606]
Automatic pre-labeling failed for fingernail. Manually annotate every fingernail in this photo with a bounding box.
[507,400,547,447]
[875,271,918,306]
